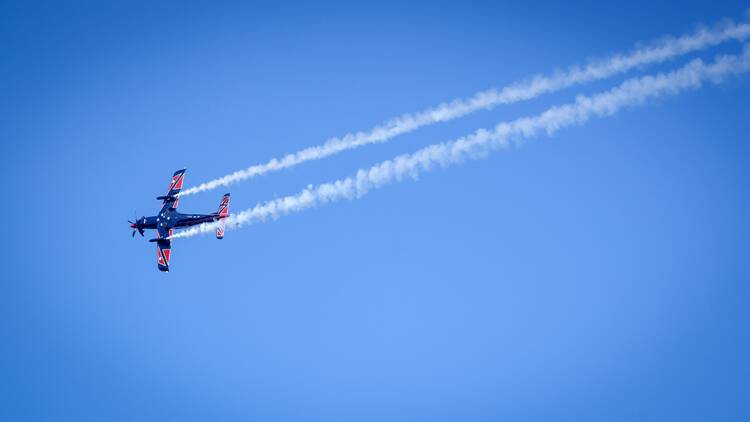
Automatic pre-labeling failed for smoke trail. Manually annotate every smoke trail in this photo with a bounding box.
[170,47,750,240]
[178,14,750,197]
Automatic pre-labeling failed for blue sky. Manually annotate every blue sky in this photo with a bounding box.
[2,1,750,420]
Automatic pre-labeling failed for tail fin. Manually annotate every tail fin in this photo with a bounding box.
[216,193,230,239]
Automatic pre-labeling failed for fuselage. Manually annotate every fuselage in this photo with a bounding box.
[135,208,220,232]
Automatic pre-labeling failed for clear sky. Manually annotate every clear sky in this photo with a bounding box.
[2,1,750,420]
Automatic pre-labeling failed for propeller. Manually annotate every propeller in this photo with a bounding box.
[129,213,145,237]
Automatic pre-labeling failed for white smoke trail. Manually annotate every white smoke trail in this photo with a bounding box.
[170,47,750,240]
[178,14,750,197]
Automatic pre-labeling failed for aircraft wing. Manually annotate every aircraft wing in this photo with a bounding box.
[161,168,186,210]
[156,226,172,272]
[166,168,186,196]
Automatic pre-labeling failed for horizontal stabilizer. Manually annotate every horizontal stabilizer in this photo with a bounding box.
[216,193,230,239]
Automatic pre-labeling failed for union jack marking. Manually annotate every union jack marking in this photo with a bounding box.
[158,247,171,266]
[167,172,184,194]
[218,195,230,217]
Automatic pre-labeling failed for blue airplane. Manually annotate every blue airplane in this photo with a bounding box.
[129,169,230,272]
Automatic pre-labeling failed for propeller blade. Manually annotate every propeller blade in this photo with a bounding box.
[129,214,145,237]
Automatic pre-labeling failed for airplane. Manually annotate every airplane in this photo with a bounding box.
[129,169,230,272]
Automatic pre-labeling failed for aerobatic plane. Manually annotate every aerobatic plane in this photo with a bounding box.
[129,169,230,272]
